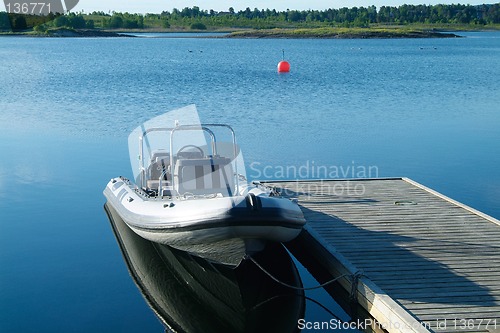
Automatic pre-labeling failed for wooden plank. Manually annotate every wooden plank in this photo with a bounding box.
[265,179,500,332]
[298,226,431,333]
[376,279,500,289]
[402,178,500,228]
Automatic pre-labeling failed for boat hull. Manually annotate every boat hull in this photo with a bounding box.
[104,201,305,331]
[103,178,305,263]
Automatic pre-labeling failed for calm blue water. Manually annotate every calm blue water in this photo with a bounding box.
[1,32,499,332]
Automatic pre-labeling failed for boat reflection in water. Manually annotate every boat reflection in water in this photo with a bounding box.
[105,203,305,332]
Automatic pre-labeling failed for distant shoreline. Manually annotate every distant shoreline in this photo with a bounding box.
[0,28,133,37]
[0,27,465,39]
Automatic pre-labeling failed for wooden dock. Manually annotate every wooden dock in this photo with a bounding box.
[264,178,500,333]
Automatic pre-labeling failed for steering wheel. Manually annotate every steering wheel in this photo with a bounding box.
[177,144,204,156]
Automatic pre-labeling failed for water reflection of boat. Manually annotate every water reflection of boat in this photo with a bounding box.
[103,106,305,265]
[105,202,305,333]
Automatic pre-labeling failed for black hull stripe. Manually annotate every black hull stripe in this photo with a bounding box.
[128,217,305,234]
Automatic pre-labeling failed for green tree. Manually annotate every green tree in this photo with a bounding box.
[12,15,27,31]
[33,24,47,32]
[54,15,68,27]
[68,14,86,29]
[0,12,11,30]
[487,4,500,24]
[288,10,302,22]
[190,22,206,30]
[86,19,95,29]
[109,15,123,28]
[123,19,138,29]
[367,5,377,23]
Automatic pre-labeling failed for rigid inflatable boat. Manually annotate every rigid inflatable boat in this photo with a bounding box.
[103,106,305,263]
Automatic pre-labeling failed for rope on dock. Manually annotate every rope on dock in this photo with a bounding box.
[349,271,363,318]
[245,255,363,291]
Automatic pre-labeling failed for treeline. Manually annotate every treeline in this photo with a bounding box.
[0,12,94,31]
[1,3,499,32]
[92,3,500,29]
[0,11,53,30]
[0,11,145,31]
[158,3,500,26]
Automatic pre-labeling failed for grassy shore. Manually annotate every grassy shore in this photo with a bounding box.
[226,27,462,38]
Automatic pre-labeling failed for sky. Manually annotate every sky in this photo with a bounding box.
[70,1,472,14]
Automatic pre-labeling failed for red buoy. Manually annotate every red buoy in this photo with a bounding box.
[277,60,290,73]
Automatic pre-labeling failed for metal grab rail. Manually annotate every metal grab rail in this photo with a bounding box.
[138,124,240,196]
[139,127,175,189]
[158,169,170,197]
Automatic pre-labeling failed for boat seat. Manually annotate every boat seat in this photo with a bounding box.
[176,151,204,159]
[150,150,170,162]
[174,156,234,196]
[149,154,171,181]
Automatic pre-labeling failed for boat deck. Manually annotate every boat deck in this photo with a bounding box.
[264,178,500,333]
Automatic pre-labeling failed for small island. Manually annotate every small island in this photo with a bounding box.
[226,27,461,38]
[38,27,130,37]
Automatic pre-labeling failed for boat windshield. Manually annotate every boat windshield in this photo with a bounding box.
[128,105,245,198]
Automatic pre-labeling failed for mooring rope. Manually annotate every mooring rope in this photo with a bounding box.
[249,293,343,321]
[245,255,363,291]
